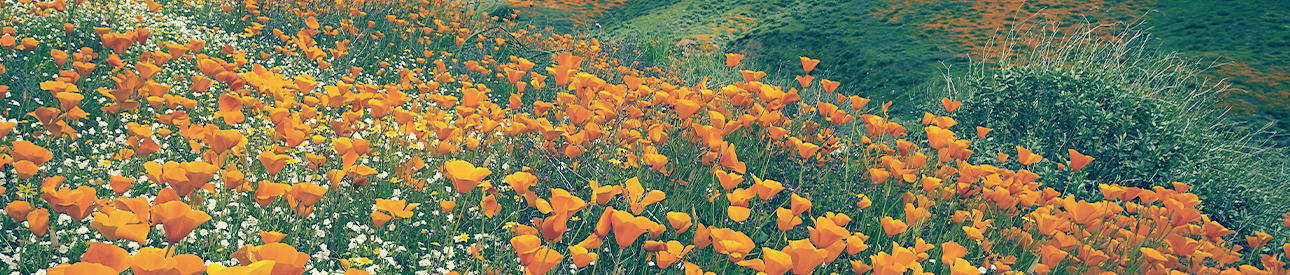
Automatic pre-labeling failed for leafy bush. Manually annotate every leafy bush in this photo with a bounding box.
[928,18,1290,242]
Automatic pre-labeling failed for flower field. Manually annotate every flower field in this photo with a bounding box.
[1,0,1289,274]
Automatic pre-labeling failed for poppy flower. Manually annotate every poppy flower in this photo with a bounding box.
[940,241,966,265]
[714,169,744,191]
[751,176,785,200]
[482,194,501,218]
[1015,146,1043,165]
[257,151,290,175]
[720,144,747,174]
[568,246,597,268]
[799,57,820,74]
[27,208,50,236]
[783,239,828,275]
[710,227,755,262]
[975,126,991,139]
[880,216,907,236]
[623,177,666,214]
[41,186,96,220]
[725,53,744,68]
[81,242,133,273]
[667,212,692,233]
[776,208,802,231]
[610,210,655,248]
[855,194,872,209]
[728,206,751,222]
[653,241,694,268]
[444,160,491,193]
[90,210,149,243]
[795,75,814,88]
[961,226,984,241]
[940,97,963,113]
[47,263,117,275]
[821,79,840,93]
[260,230,287,244]
[1068,149,1094,172]
[5,200,32,221]
[151,201,211,243]
[229,243,309,275]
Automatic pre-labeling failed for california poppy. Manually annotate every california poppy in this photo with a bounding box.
[444,160,491,193]
[725,53,744,68]
[799,57,820,74]
[624,177,665,214]
[667,212,692,233]
[880,216,907,237]
[1015,146,1042,165]
[1068,149,1094,172]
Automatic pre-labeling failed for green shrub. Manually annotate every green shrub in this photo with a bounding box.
[926,18,1290,243]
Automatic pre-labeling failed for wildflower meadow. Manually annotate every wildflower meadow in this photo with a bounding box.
[0,0,1288,274]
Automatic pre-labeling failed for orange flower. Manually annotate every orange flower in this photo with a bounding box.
[209,129,244,156]
[12,140,54,166]
[1068,149,1094,172]
[950,258,978,275]
[229,243,309,275]
[624,177,665,214]
[609,210,654,248]
[5,200,32,221]
[783,239,828,275]
[47,263,117,275]
[855,194,872,209]
[820,79,840,93]
[941,97,962,113]
[776,208,802,231]
[151,201,211,243]
[795,75,814,88]
[728,205,751,222]
[1246,231,1273,250]
[961,226,984,241]
[799,57,820,74]
[27,208,49,236]
[20,37,38,51]
[444,160,491,193]
[51,49,69,67]
[710,227,755,262]
[710,169,742,191]
[751,175,785,200]
[653,241,694,268]
[41,186,97,220]
[940,241,966,265]
[720,143,747,174]
[725,53,744,68]
[257,151,290,175]
[568,246,597,268]
[667,212,692,233]
[109,175,134,195]
[482,193,500,218]
[260,230,287,244]
[880,216,907,237]
[90,210,149,243]
[1015,146,1043,165]
[975,126,991,139]
[81,242,133,273]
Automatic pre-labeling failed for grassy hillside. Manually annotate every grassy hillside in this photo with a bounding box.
[506,0,1290,145]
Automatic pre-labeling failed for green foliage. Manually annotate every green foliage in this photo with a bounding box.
[958,65,1196,191]
[927,19,1290,243]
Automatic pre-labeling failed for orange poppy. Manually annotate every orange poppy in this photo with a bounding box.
[90,210,149,243]
[941,97,962,113]
[975,126,991,139]
[940,241,966,265]
[5,200,33,221]
[821,79,840,93]
[568,246,597,268]
[624,177,665,214]
[256,151,290,175]
[41,185,96,220]
[609,210,655,248]
[775,208,802,231]
[1067,149,1094,172]
[725,53,744,68]
[482,193,500,218]
[151,201,211,243]
[1015,146,1043,165]
[27,208,50,236]
[81,242,133,273]
[799,57,820,74]
[880,216,907,237]
[260,230,287,244]
[667,212,692,233]
[444,160,491,193]
[47,263,117,275]
[710,227,754,262]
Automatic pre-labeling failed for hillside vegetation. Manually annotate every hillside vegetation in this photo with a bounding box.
[0,0,1288,274]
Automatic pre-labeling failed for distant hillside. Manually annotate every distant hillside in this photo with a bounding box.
[502,0,1290,145]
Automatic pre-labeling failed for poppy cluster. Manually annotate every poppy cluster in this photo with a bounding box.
[0,0,1287,273]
